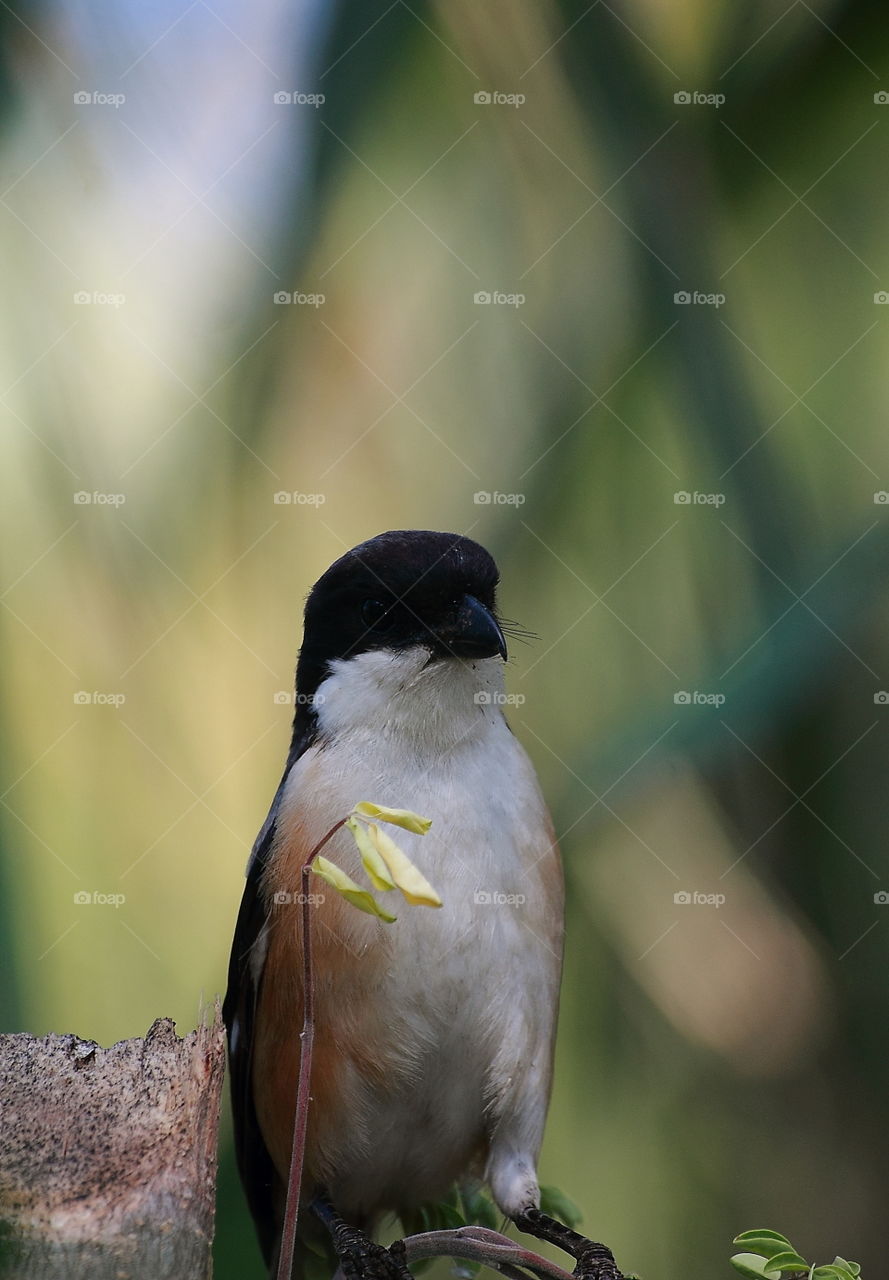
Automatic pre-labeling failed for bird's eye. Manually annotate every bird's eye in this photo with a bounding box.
[361,598,390,627]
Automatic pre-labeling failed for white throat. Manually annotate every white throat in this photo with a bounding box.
[314,646,508,753]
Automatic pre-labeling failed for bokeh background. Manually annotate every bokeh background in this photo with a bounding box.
[2,1,888,1275]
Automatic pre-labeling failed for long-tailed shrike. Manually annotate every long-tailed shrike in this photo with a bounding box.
[224,530,586,1278]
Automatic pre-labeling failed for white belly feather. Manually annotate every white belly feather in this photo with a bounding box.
[273,648,563,1217]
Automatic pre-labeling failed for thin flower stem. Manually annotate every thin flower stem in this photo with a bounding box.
[276,816,350,1280]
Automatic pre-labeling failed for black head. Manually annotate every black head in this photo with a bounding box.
[294,530,506,703]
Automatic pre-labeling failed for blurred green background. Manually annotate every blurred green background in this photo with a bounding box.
[1,1,888,1275]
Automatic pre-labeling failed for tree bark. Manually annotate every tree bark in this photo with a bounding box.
[0,1006,224,1279]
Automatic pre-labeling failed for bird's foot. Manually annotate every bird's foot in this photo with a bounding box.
[514,1208,624,1280]
[311,1197,412,1280]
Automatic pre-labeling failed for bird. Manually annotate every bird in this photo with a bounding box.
[223,529,566,1279]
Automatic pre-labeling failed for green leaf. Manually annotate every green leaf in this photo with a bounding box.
[440,1183,461,1213]
[420,1199,467,1233]
[763,1251,809,1272]
[733,1231,794,1257]
[459,1182,500,1231]
[812,1267,859,1280]
[401,1187,476,1240]
[730,1253,782,1279]
[832,1259,860,1277]
[436,1203,467,1231]
[345,816,395,890]
[311,855,397,922]
[302,1249,338,1280]
[539,1184,583,1229]
[452,1262,481,1279]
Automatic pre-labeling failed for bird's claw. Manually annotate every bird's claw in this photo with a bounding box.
[312,1198,412,1280]
[331,1232,410,1280]
[513,1208,624,1280]
[572,1240,622,1280]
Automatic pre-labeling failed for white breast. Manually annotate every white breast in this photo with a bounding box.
[273,647,562,1216]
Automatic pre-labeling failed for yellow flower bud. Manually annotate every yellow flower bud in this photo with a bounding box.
[353,801,433,834]
[367,824,442,908]
[311,854,397,922]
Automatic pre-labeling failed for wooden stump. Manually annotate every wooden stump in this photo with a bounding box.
[0,1007,225,1279]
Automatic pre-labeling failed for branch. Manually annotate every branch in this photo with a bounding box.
[0,1006,224,1279]
[402,1226,579,1280]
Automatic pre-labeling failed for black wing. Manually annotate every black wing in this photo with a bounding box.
[223,720,317,1267]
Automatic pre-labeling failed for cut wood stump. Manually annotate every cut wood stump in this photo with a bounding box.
[0,1005,225,1279]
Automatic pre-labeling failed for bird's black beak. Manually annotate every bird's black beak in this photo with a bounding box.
[437,594,508,662]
